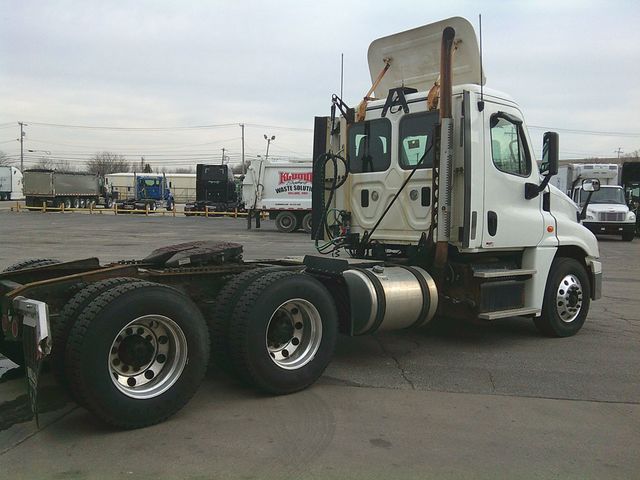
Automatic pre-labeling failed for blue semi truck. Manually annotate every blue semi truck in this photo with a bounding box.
[115,173,174,212]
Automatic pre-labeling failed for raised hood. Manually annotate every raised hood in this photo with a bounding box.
[367,16,485,98]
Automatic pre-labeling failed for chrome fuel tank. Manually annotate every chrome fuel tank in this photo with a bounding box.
[343,265,438,335]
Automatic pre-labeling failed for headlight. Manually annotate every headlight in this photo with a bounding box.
[585,213,595,220]
[628,211,636,222]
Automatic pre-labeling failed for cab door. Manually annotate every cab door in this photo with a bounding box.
[481,103,544,248]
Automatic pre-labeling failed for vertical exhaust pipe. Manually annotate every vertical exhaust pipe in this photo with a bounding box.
[433,26,456,274]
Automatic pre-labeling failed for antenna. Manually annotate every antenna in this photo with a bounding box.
[478,14,485,112]
[340,53,344,99]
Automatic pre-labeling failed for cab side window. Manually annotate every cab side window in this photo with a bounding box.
[490,114,531,177]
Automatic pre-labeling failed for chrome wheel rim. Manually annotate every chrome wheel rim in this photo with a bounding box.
[555,274,583,323]
[108,314,188,399]
[280,215,293,229]
[265,299,322,370]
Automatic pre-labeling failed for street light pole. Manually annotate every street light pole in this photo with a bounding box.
[264,134,275,162]
[239,123,245,174]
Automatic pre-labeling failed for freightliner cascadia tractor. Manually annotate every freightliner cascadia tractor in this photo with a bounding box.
[0,17,601,429]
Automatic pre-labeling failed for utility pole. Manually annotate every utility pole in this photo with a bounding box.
[221,147,226,165]
[239,123,245,174]
[615,147,623,159]
[19,122,26,172]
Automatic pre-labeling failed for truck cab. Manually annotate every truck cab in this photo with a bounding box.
[184,164,239,214]
[313,16,601,331]
[116,173,174,212]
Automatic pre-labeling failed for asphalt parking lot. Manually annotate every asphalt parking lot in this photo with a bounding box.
[0,209,638,479]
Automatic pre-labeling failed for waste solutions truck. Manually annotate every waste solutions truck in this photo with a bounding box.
[0,17,603,429]
[0,166,24,201]
[556,163,635,241]
[243,158,313,232]
[23,169,117,208]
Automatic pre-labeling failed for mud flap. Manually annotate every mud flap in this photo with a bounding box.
[14,297,51,427]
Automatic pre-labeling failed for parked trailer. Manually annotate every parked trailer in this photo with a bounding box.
[0,166,24,201]
[23,169,116,209]
[243,158,313,232]
[0,18,603,429]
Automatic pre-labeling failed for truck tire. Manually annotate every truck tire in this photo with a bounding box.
[3,258,60,272]
[65,281,209,429]
[229,271,338,394]
[534,257,591,337]
[72,198,80,209]
[64,198,72,209]
[51,277,144,399]
[622,230,634,242]
[275,211,297,233]
[207,267,304,375]
[301,213,313,234]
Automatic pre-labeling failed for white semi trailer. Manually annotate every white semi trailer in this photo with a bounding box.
[0,18,603,429]
[0,166,24,201]
[242,158,313,232]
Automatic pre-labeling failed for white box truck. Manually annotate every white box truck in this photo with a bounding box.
[0,166,24,201]
[242,158,313,232]
[563,164,635,241]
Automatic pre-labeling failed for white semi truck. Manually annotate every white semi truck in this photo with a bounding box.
[242,158,313,232]
[0,166,24,201]
[0,17,603,429]
[557,163,635,241]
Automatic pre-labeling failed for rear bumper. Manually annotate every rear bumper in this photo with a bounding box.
[583,221,634,236]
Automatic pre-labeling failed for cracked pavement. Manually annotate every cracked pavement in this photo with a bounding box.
[0,212,638,479]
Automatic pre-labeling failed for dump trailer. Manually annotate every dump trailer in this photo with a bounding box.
[564,164,635,241]
[0,18,603,430]
[243,158,313,232]
[0,166,24,201]
[184,164,241,215]
[23,169,116,208]
[115,173,174,212]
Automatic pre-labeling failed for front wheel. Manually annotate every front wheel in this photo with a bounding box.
[534,257,591,337]
[622,230,634,242]
[229,271,338,394]
[65,281,209,428]
[301,213,312,234]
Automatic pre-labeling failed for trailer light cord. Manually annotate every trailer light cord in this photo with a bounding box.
[313,152,349,254]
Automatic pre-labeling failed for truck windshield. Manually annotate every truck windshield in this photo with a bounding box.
[203,166,227,180]
[580,187,626,205]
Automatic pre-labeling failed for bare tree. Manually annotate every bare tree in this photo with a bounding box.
[32,158,75,171]
[0,151,10,166]
[87,152,130,176]
[173,167,194,174]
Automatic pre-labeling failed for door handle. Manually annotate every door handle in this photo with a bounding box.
[487,211,498,236]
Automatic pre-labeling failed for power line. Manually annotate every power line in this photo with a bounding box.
[23,121,239,131]
[529,125,640,137]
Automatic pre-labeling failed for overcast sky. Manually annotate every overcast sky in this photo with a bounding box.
[1,0,639,170]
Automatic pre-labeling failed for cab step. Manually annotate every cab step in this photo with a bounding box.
[473,268,536,279]
[478,307,541,320]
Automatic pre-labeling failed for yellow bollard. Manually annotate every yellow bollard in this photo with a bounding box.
[16,201,20,212]
[234,208,238,218]
[89,202,93,214]
[205,206,209,218]
[42,201,46,213]
[145,204,149,216]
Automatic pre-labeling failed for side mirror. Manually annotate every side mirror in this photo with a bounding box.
[540,132,559,176]
[582,178,600,192]
[525,131,560,200]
